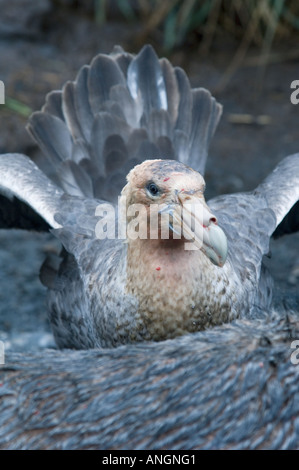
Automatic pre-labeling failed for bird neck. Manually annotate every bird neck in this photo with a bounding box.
[126,237,201,276]
[125,237,228,340]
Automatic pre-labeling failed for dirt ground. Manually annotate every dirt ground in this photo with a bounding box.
[0,2,298,351]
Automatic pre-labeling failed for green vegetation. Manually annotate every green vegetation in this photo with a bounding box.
[3,97,32,118]
[95,0,299,52]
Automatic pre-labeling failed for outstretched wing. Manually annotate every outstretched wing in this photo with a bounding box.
[0,152,120,324]
[0,153,64,230]
[27,45,222,203]
[208,153,299,306]
[0,152,113,253]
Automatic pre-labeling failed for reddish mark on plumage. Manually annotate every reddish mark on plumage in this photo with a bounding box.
[181,188,185,192]
[259,362,264,368]
[156,267,161,271]
[163,177,170,182]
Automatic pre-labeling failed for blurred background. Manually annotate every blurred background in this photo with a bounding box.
[0,0,298,350]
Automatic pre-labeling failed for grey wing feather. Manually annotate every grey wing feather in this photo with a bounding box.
[160,57,179,125]
[73,65,94,142]
[254,153,299,228]
[209,192,276,285]
[27,45,222,203]
[29,112,73,166]
[111,46,134,75]
[62,81,84,142]
[58,160,94,198]
[42,90,64,121]
[127,44,168,116]
[88,54,126,114]
[148,109,172,142]
[208,153,299,301]
[0,153,63,229]
[173,67,192,138]
[52,195,110,256]
[273,200,299,238]
[189,88,222,173]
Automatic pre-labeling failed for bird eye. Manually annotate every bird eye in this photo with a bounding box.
[146,182,160,197]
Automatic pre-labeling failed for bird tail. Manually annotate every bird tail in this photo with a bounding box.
[27,45,222,203]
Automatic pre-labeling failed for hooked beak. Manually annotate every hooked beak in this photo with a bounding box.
[159,193,228,267]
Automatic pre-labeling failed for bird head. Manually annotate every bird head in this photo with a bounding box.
[121,159,227,267]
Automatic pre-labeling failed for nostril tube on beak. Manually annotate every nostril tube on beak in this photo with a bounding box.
[202,205,217,227]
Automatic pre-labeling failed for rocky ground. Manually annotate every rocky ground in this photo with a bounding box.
[0,0,298,352]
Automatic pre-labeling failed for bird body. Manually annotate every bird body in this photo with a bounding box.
[1,44,299,451]
[0,45,298,350]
